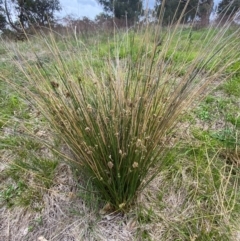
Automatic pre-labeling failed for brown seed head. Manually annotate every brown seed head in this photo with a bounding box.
[85,127,91,132]
[108,161,114,169]
[132,162,138,168]
[50,81,59,88]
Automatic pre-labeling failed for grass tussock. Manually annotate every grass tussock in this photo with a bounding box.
[1,21,240,212]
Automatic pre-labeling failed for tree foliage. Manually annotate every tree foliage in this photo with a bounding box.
[155,0,199,25]
[3,0,61,32]
[217,0,240,20]
[0,0,7,30]
[97,0,143,21]
[155,0,214,26]
[14,0,61,27]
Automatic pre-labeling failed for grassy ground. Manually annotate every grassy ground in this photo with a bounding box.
[0,25,239,240]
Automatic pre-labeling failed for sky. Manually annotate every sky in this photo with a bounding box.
[57,0,104,19]
[57,0,221,20]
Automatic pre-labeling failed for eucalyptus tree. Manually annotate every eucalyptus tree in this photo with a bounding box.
[199,0,214,26]
[155,0,214,26]
[97,0,143,22]
[0,0,7,30]
[4,0,61,31]
[217,0,240,21]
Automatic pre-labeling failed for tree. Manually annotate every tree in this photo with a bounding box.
[21,0,61,26]
[4,0,61,31]
[0,0,7,30]
[155,0,213,26]
[217,0,240,21]
[198,0,214,26]
[155,0,199,25]
[97,0,143,21]
[95,12,111,24]
[155,0,202,25]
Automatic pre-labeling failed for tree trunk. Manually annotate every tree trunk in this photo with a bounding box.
[199,0,214,27]
[4,0,23,32]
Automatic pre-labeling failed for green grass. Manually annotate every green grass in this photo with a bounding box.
[222,77,240,97]
[0,53,59,210]
[0,133,59,209]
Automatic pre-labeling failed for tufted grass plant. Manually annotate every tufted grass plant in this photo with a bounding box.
[1,20,240,211]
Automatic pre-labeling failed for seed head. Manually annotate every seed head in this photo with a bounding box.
[132,162,138,168]
[87,104,92,112]
[108,161,114,169]
[65,92,71,98]
[136,139,142,147]
[50,81,59,88]
[85,127,91,132]
[119,203,126,209]
[87,150,92,155]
